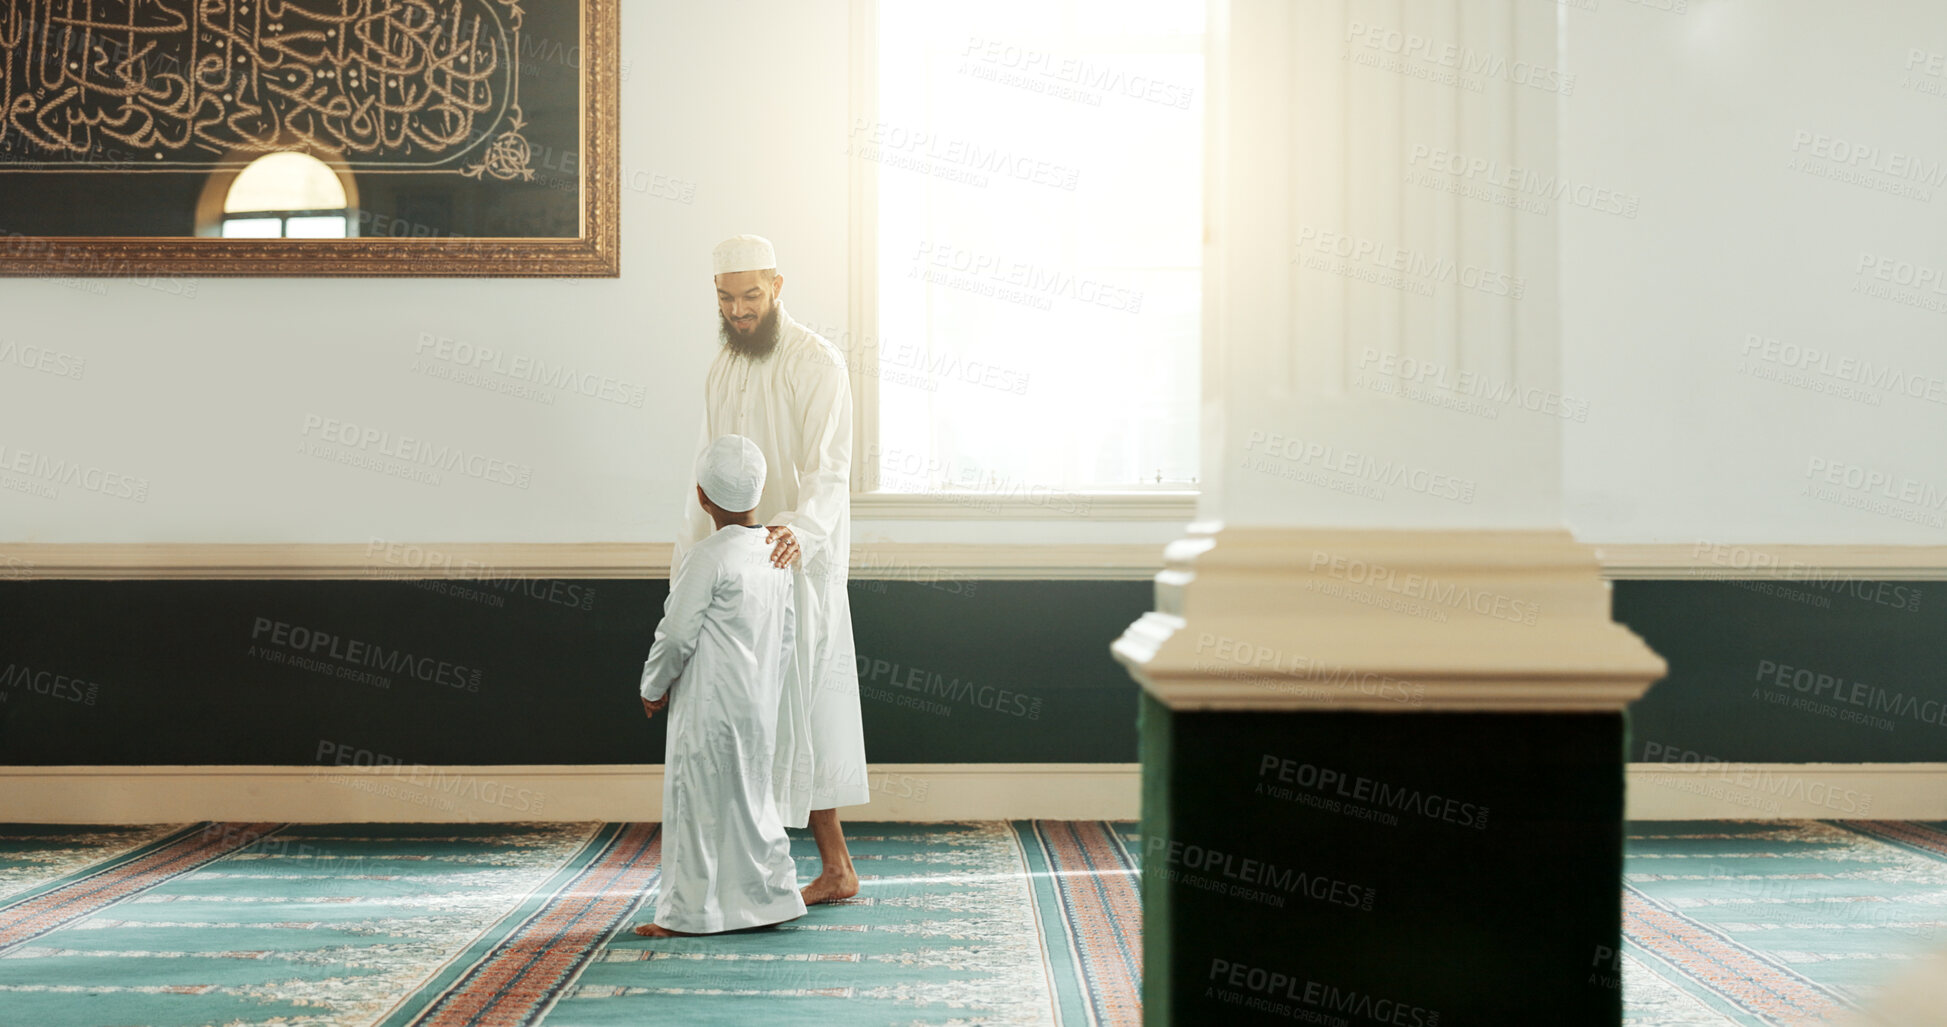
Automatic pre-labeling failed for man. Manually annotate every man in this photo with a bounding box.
[673,234,867,905]
[636,434,804,937]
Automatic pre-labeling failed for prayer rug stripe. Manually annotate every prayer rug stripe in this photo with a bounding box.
[0,823,281,958]
[403,822,661,1027]
[0,824,192,907]
[1023,821,1142,1027]
[1623,884,1846,1024]
[1836,820,1947,862]
[556,821,1060,1025]
[1012,823,1098,1027]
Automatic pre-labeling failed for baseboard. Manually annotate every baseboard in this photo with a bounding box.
[0,763,1142,824]
[1625,762,1947,820]
[5,762,1940,823]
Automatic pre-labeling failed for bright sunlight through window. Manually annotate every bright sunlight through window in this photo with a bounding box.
[873,0,1204,495]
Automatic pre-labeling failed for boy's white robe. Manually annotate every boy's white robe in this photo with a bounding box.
[641,525,807,934]
[673,307,871,828]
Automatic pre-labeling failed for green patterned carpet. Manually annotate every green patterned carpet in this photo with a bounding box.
[0,820,1943,1026]
[1622,821,1947,1026]
[0,821,1140,1027]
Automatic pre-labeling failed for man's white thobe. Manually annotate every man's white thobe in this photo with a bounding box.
[640,524,806,934]
[674,307,870,828]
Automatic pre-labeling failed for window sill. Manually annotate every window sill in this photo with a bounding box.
[850,489,1198,521]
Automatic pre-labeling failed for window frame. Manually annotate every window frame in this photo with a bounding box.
[219,208,354,239]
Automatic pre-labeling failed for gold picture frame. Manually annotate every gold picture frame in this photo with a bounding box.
[0,0,618,277]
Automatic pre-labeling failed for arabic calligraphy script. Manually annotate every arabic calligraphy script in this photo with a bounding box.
[0,0,532,179]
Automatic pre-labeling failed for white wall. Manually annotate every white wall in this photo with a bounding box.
[1561,0,1947,544]
[0,2,859,545]
[23,2,1926,553]
[0,0,1186,552]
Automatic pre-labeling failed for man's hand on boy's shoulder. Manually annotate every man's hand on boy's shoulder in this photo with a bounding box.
[765,525,801,569]
[642,695,669,719]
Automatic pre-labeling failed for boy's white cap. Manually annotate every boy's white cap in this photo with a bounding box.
[712,234,776,275]
[696,434,766,513]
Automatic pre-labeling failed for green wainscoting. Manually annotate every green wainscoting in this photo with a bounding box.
[1614,579,1943,762]
[0,577,1939,767]
[0,579,1152,765]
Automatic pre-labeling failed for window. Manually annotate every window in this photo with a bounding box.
[218,153,354,239]
[864,0,1204,498]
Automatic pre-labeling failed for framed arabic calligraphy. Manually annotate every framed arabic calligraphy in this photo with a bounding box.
[0,0,617,276]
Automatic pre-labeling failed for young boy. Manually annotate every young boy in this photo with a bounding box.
[635,434,806,937]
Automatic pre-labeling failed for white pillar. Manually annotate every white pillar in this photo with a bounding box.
[1119,0,1663,709]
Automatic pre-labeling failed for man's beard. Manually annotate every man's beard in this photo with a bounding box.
[719,304,782,359]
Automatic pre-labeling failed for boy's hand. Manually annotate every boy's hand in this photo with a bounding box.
[642,696,669,719]
[765,525,801,568]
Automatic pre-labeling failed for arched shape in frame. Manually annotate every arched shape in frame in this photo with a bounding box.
[194,150,361,239]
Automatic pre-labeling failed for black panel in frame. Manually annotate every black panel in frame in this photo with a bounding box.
[0,0,618,276]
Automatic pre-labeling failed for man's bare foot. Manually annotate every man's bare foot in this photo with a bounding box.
[633,923,699,938]
[800,870,860,906]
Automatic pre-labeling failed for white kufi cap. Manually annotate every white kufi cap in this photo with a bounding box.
[712,234,777,275]
[696,434,767,513]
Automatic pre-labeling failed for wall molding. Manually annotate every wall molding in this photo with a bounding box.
[1595,543,1947,580]
[4,762,1938,823]
[0,541,1168,581]
[4,540,1946,582]
[0,763,1141,824]
[1625,762,1947,821]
